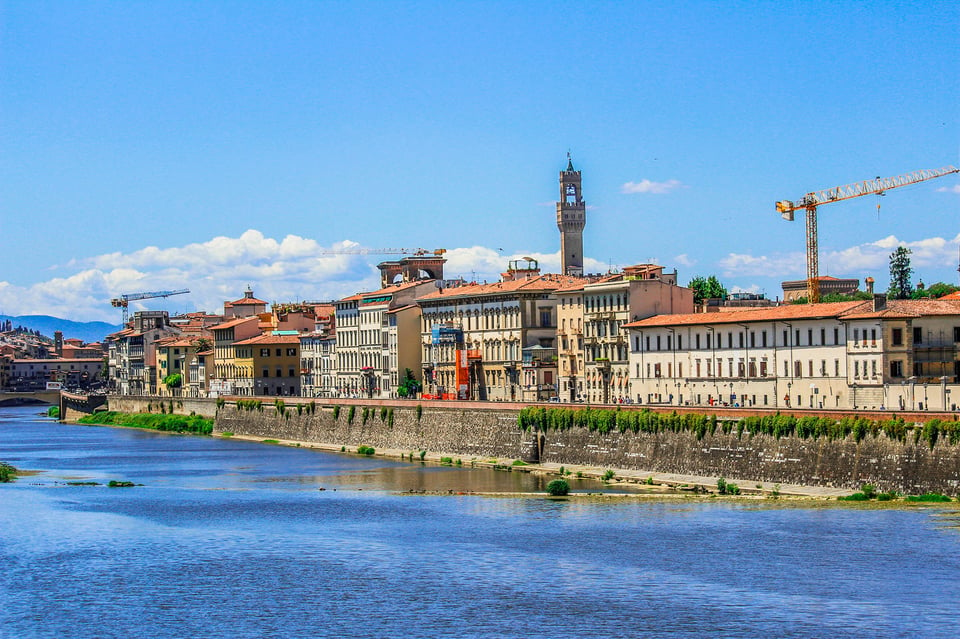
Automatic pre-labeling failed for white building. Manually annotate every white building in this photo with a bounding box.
[625,296,960,411]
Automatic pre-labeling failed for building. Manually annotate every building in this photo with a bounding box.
[233,333,301,396]
[224,287,268,319]
[106,311,181,395]
[336,280,434,398]
[554,265,695,404]
[557,154,586,277]
[782,276,860,302]
[300,305,336,398]
[418,263,586,401]
[624,295,960,411]
[5,358,104,391]
[210,316,261,396]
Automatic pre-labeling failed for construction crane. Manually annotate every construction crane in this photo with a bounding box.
[111,289,190,323]
[777,166,959,303]
[318,247,446,257]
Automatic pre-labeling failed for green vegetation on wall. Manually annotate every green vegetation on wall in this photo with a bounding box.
[77,411,213,435]
[518,406,960,447]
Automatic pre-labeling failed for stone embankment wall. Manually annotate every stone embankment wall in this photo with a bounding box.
[100,396,960,495]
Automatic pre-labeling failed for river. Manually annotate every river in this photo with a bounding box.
[2,405,959,638]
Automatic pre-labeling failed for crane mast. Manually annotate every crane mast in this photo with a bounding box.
[777,166,958,303]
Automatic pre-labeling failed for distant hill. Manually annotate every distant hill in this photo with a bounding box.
[0,315,121,343]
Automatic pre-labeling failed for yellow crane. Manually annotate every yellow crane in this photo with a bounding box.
[777,166,958,303]
[318,247,446,257]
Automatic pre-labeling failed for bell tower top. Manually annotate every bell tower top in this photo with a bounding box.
[557,153,586,276]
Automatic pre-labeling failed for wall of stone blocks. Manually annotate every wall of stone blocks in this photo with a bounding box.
[98,395,960,495]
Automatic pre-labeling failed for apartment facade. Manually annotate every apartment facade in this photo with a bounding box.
[624,296,960,411]
[417,269,585,401]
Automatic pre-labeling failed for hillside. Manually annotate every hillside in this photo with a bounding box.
[0,315,120,343]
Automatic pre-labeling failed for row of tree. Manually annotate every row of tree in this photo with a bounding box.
[686,247,957,305]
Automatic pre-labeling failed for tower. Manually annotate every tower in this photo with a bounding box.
[556,153,586,276]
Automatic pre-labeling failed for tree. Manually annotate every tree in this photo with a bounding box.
[887,247,913,300]
[162,373,182,388]
[911,281,959,300]
[396,368,421,398]
[688,275,728,304]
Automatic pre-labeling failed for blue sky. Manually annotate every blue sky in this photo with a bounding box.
[1,0,958,322]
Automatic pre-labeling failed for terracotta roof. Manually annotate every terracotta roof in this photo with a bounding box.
[625,298,960,329]
[210,316,259,330]
[939,291,960,300]
[417,274,588,301]
[624,301,866,328]
[227,295,267,306]
[234,333,302,346]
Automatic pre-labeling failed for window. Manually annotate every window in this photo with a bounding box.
[834,359,840,376]
[890,360,903,377]
[820,328,825,345]
[834,327,839,344]
[695,334,701,349]
[287,348,297,356]
[853,329,859,345]
[706,333,712,349]
[759,361,767,377]
[954,326,960,342]
[656,335,662,351]
[289,368,295,378]
[795,330,800,345]
[738,333,744,348]
[808,360,814,377]
[914,362,923,377]
[871,360,877,378]
[913,327,922,344]
[783,330,788,346]
[262,369,269,378]
[870,329,876,346]
[678,335,683,349]
[854,361,859,378]
[260,348,270,357]
[761,331,767,347]
[727,333,733,349]
[892,328,903,346]
[540,310,551,327]
[808,329,813,345]
[750,332,755,348]
[275,348,282,356]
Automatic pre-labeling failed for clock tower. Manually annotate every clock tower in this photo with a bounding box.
[556,153,586,276]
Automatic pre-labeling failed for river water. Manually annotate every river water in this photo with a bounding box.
[2,405,960,638]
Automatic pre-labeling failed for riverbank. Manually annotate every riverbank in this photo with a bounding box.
[220,432,851,499]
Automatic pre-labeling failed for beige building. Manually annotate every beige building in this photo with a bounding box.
[555,265,694,403]
[233,333,301,396]
[210,316,261,396]
[417,262,585,401]
[625,296,960,411]
[337,280,434,398]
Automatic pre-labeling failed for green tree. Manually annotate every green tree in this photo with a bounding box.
[688,275,728,304]
[162,373,182,388]
[887,247,913,300]
[911,281,959,300]
[396,368,421,398]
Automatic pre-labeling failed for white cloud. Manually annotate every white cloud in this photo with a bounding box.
[0,232,618,322]
[717,234,960,281]
[621,179,685,195]
[936,184,960,194]
[674,254,695,268]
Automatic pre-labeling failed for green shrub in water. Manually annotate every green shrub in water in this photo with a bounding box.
[546,479,570,496]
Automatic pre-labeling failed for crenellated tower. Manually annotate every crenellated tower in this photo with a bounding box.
[556,153,586,276]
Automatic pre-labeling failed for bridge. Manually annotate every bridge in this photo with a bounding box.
[0,390,61,406]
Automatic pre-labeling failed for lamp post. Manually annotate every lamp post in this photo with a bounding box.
[923,383,928,411]
[786,381,792,408]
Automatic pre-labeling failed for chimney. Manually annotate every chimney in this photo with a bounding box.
[873,293,887,311]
